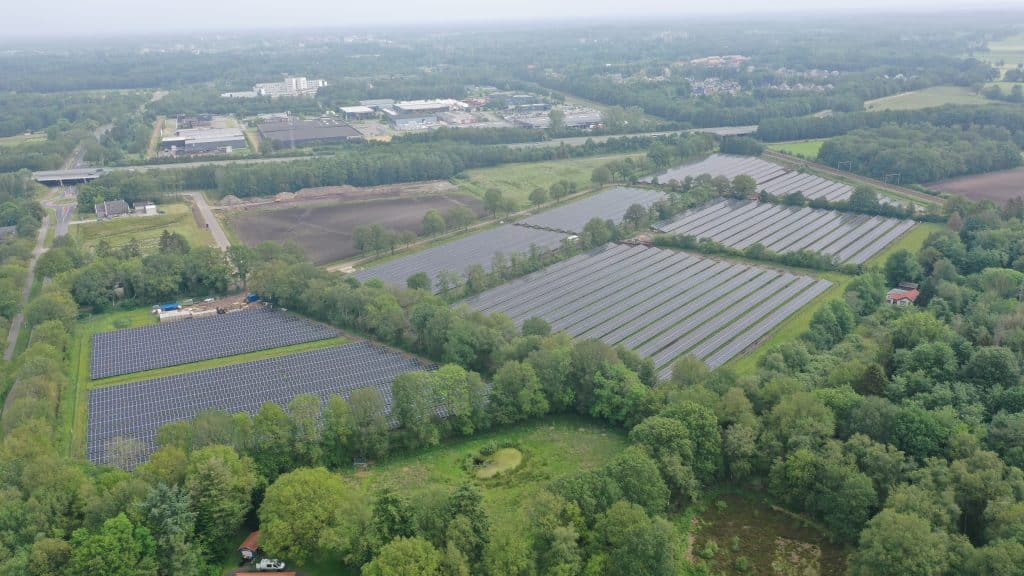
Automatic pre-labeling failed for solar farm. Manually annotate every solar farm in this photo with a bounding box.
[517,187,667,233]
[353,224,570,293]
[86,341,432,466]
[645,154,857,202]
[90,307,340,379]
[654,199,916,265]
[463,244,832,378]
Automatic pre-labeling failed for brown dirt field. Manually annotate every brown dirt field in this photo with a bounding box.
[228,195,485,265]
[931,167,1024,205]
[218,180,458,209]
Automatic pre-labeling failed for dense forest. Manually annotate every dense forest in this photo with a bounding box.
[817,124,1023,183]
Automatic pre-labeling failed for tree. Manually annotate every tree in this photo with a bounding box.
[226,244,255,288]
[392,372,440,450]
[422,210,446,236]
[362,537,442,576]
[182,246,231,294]
[849,185,882,213]
[604,447,670,514]
[581,217,616,248]
[885,249,923,286]
[622,203,649,230]
[445,484,489,563]
[529,187,549,207]
[138,484,206,576]
[484,188,504,216]
[253,402,295,479]
[25,291,78,330]
[963,346,1020,389]
[548,108,565,133]
[731,174,757,199]
[521,316,551,337]
[321,395,355,467]
[260,467,366,565]
[849,510,951,576]
[591,362,647,426]
[407,272,431,291]
[489,360,548,425]
[185,445,260,549]
[592,501,681,576]
[158,230,190,254]
[350,387,390,459]
[288,394,322,466]
[591,165,612,187]
[67,513,158,576]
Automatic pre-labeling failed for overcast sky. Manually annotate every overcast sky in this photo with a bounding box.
[5,0,1016,37]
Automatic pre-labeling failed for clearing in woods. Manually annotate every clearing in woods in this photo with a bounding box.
[863,85,989,111]
[455,153,646,205]
[691,492,849,576]
[71,203,215,253]
[765,139,826,158]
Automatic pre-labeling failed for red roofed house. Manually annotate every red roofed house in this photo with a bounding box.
[239,531,261,562]
[887,286,919,306]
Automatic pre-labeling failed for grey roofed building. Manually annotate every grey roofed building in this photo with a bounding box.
[257,117,362,146]
[95,199,132,219]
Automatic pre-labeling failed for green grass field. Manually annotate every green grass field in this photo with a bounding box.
[71,203,214,253]
[455,153,645,205]
[766,139,825,159]
[0,132,47,147]
[863,85,989,111]
[979,34,1024,76]
[347,416,627,527]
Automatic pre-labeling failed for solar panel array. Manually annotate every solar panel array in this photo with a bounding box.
[643,154,903,204]
[352,224,569,294]
[518,187,668,233]
[654,199,915,264]
[87,341,432,467]
[644,154,787,185]
[90,307,341,379]
[463,244,831,379]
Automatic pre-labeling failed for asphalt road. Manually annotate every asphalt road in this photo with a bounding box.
[183,191,231,251]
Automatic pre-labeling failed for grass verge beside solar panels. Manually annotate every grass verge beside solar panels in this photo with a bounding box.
[352,224,570,293]
[644,153,858,202]
[654,199,915,265]
[463,245,831,378]
[87,341,432,467]
[90,307,340,380]
[517,187,668,233]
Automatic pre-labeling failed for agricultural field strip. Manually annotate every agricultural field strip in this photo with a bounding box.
[466,245,825,367]
[550,255,705,332]
[499,246,664,320]
[656,200,913,263]
[847,220,917,265]
[352,225,569,293]
[636,271,785,359]
[615,266,766,351]
[90,307,340,379]
[87,341,433,466]
[576,261,735,341]
[470,244,639,313]
[513,249,682,324]
[700,279,833,372]
[517,187,668,233]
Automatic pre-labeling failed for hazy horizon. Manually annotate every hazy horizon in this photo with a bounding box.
[6,0,1022,38]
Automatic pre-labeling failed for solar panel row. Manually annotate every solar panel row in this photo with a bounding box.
[654,200,914,264]
[643,154,787,184]
[464,245,831,373]
[90,307,340,380]
[87,341,433,467]
[352,224,569,294]
[517,187,668,233]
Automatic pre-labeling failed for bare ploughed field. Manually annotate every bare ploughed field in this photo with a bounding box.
[931,167,1024,205]
[229,194,485,265]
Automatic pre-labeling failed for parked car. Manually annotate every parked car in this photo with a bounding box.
[255,559,286,572]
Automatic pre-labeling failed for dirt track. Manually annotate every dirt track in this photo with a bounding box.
[931,166,1024,205]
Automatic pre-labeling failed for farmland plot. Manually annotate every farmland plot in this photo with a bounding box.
[463,244,831,378]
